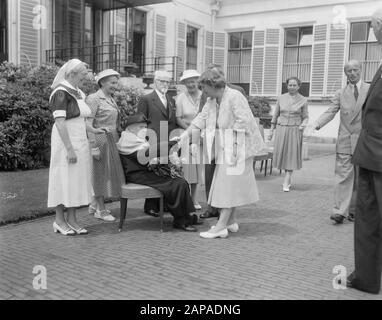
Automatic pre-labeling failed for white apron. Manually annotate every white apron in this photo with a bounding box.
[47,92,94,208]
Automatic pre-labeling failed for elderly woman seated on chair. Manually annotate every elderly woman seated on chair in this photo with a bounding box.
[117,113,203,232]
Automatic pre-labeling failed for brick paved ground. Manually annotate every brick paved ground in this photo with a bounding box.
[0,145,381,300]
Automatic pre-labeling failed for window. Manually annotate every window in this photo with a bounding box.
[282,26,313,97]
[227,31,252,95]
[0,0,7,63]
[349,22,382,82]
[186,26,198,70]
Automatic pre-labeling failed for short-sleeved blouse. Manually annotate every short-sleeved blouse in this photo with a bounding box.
[86,89,120,132]
[50,88,83,120]
[176,91,202,127]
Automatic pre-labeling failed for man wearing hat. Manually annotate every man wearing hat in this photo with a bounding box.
[136,70,179,217]
[117,113,202,232]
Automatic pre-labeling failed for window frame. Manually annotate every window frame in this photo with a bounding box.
[227,31,253,90]
[349,21,382,83]
[282,26,313,97]
[186,25,198,70]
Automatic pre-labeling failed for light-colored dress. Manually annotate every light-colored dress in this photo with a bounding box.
[272,93,309,170]
[192,87,266,209]
[47,84,94,208]
[86,89,125,198]
[176,91,202,184]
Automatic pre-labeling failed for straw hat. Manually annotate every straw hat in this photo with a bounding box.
[180,70,201,83]
[95,69,120,84]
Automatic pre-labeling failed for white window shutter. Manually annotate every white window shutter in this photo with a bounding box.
[176,21,186,82]
[155,14,167,58]
[205,30,213,69]
[310,24,328,97]
[263,28,280,96]
[251,30,265,96]
[214,32,226,70]
[20,0,40,65]
[326,24,346,95]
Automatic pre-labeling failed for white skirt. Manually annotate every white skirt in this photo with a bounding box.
[47,118,94,208]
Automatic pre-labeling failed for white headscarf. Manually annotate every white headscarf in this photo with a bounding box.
[51,59,83,89]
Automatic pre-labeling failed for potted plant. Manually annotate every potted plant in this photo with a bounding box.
[123,62,138,77]
[142,73,154,89]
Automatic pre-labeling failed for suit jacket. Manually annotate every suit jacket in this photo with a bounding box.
[315,81,369,155]
[136,90,178,143]
[352,65,382,172]
[192,87,266,163]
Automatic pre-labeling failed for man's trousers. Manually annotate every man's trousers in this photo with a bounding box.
[352,167,382,293]
[332,153,358,217]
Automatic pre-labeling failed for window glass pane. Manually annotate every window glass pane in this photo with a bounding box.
[349,43,366,61]
[285,28,298,46]
[229,33,240,49]
[299,27,313,46]
[187,26,198,48]
[351,22,368,42]
[134,9,146,33]
[242,31,252,48]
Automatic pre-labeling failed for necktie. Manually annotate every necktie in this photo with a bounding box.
[354,85,359,101]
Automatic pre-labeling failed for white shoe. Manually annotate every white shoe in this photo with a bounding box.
[89,205,97,215]
[200,228,228,239]
[194,203,202,210]
[53,222,76,236]
[283,184,290,192]
[211,223,239,233]
[94,210,116,222]
[67,222,89,235]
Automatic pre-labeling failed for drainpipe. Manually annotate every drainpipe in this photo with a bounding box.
[210,0,221,64]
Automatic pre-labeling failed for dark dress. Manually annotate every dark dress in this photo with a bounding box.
[120,141,196,227]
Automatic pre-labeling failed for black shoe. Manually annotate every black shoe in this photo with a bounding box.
[191,214,204,225]
[173,224,198,232]
[348,213,355,222]
[330,214,344,224]
[144,209,159,218]
[200,210,219,219]
[346,272,380,294]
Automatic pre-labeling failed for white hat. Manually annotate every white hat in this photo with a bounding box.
[51,58,83,89]
[154,70,172,81]
[95,69,120,83]
[180,69,201,83]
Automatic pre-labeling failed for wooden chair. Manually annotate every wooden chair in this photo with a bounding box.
[119,183,164,233]
[253,151,273,177]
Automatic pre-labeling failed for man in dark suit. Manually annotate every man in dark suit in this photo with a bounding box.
[198,64,247,219]
[346,9,382,294]
[136,70,179,217]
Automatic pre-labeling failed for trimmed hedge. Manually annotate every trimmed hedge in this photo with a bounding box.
[0,62,143,171]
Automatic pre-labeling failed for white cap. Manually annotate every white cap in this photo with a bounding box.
[154,70,172,81]
[180,70,201,83]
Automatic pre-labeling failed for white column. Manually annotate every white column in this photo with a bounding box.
[7,0,19,64]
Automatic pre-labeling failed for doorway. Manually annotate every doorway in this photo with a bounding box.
[0,0,7,63]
